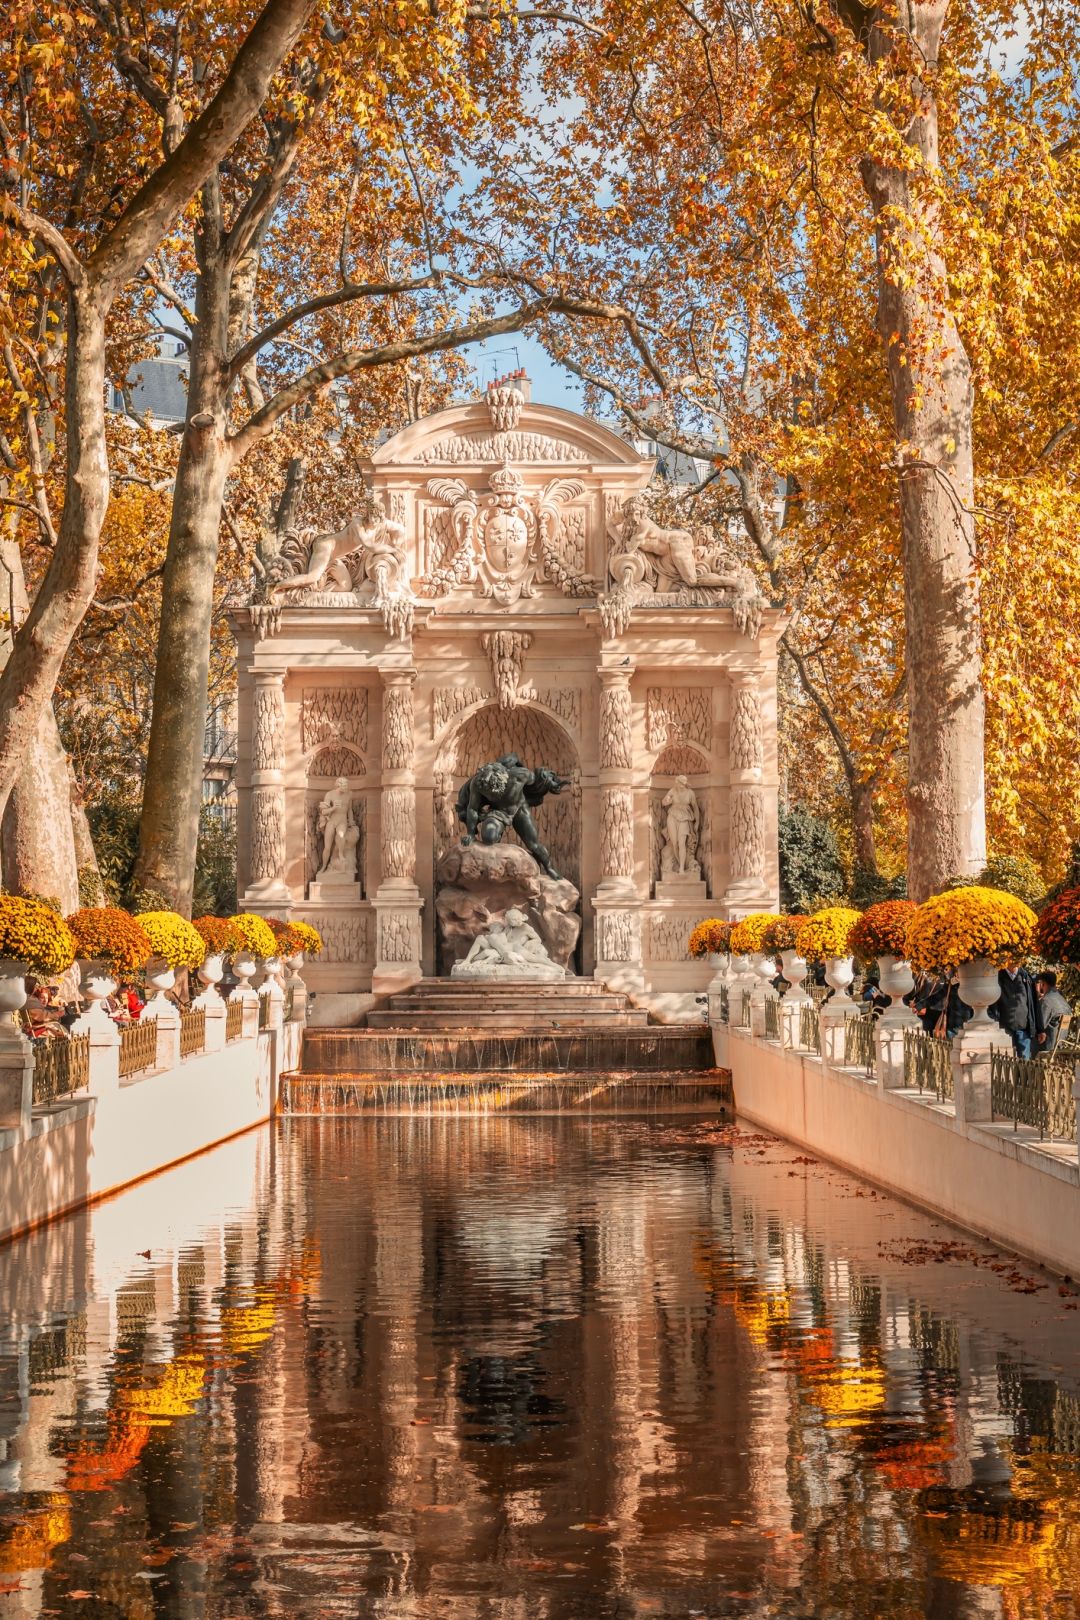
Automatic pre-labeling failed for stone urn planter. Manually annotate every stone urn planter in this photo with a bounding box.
[231,952,258,995]
[877,955,917,1026]
[76,961,118,1030]
[956,958,1002,1031]
[261,955,284,987]
[0,959,30,1042]
[750,951,777,990]
[780,950,810,1003]
[824,955,856,1008]
[198,953,225,992]
[142,957,176,1021]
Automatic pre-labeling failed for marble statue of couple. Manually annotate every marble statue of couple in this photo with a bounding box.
[453,907,564,980]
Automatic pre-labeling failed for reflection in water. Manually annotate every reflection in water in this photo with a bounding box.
[2,1118,1080,1617]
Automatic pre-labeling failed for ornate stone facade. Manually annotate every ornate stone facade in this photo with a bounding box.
[232,387,783,1016]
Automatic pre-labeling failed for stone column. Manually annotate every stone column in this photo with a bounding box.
[724,670,770,911]
[372,669,423,994]
[593,664,643,993]
[242,667,291,907]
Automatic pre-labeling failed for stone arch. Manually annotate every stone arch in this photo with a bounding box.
[305,741,366,779]
[649,743,712,895]
[432,702,581,891]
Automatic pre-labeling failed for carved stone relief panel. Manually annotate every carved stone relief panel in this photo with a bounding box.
[432,686,488,736]
[304,910,373,964]
[253,681,285,772]
[423,505,457,577]
[432,684,581,738]
[301,687,368,762]
[307,743,365,781]
[599,786,634,879]
[381,681,415,772]
[600,680,633,771]
[305,794,365,889]
[730,686,764,775]
[596,911,640,963]
[482,630,531,711]
[378,909,421,963]
[731,787,767,880]
[648,913,712,961]
[646,687,712,753]
[382,786,417,881]
[250,788,286,883]
[415,430,587,465]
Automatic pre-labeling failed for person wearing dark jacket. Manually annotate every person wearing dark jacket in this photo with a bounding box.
[989,961,1044,1059]
[916,971,972,1038]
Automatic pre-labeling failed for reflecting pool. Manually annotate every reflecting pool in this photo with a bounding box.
[3,1117,1080,1618]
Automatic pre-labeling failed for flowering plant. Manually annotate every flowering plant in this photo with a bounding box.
[136,911,207,972]
[729,912,783,955]
[849,900,918,964]
[761,915,805,955]
[66,908,152,976]
[795,907,862,963]
[906,885,1036,974]
[687,919,732,958]
[227,912,278,959]
[193,915,243,956]
[1035,887,1080,965]
[278,919,324,958]
[0,896,77,976]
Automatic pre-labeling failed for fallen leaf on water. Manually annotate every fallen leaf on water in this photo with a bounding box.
[410,1417,431,1426]
[570,1521,614,1532]
[65,1592,96,1601]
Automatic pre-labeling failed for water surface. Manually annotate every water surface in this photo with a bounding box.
[2,1117,1080,1618]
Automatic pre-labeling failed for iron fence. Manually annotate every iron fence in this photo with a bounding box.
[799,1000,821,1053]
[225,999,244,1041]
[990,1050,1077,1141]
[258,993,271,1031]
[32,1033,90,1106]
[119,1018,158,1079]
[904,1028,953,1102]
[718,983,729,1025]
[179,1007,206,1059]
[764,993,781,1041]
[737,989,752,1029]
[844,1013,877,1075]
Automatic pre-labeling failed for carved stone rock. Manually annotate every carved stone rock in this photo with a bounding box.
[600,679,633,771]
[646,687,712,753]
[730,686,764,775]
[599,786,634,879]
[435,842,580,971]
[250,788,286,884]
[731,787,767,880]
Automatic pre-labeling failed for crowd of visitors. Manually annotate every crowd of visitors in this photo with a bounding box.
[17,974,191,1042]
[897,964,1072,1056]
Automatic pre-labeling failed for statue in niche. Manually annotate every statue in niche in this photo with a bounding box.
[452,907,565,981]
[455,753,571,880]
[661,774,701,877]
[316,777,360,880]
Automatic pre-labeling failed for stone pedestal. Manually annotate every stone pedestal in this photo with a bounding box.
[952,1027,1011,1124]
[875,1001,920,1089]
[436,842,580,972]
[308,879,363,904]
[780,997,803,1051]
[819,1003,849,1068]
[372,888,424,995]
[0,1038,32,1133]
[655,874,707,903]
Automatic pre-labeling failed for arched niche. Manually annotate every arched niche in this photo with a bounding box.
[433,703,581,890]
[649,742,712,895]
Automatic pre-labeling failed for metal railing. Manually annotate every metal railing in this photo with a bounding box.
[991,1050,1077,1141]
[736,989,752,1029]
[119,1018,158,1079]
[799,1001,821,1053]
[904,1028,953,1102]
[32,1033,90,1106]
[845,1013,876,1075]
[225,999,244,1041]
[764,993,781,1041]
[179,1007,206,1060]
[258,993,271,1031]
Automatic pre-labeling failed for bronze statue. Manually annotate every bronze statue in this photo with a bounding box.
[455,753,571,879]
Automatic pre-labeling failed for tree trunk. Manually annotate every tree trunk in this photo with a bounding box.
[845,0,987,900]
[850,776,878,878]
[0,528,82,910]
[134,241,233,915]
[0,290,111,818]
[1,709,80,912]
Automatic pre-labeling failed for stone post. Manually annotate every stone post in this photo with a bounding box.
[875,1000,921,1091]
[724,671,770,909]
[952,1028,1010,1125]
[229,982,261,1040]
[143,999,180,1071]
[373,668,423,994]
[76,1007,120,1099]
[200,993,227,1053]
[0,1024,33,1134]
[592,664,643,993]
[242,666,291,907]
[819,1002,849,1068]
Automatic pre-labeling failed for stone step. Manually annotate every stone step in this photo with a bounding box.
[281,1068,733,1116]
[389,977,619,998]
[301,1026,714,1074]
[364,1008,653,1030]
[380,992,632,1014]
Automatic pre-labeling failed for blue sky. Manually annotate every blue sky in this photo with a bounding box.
[462,333,583,411]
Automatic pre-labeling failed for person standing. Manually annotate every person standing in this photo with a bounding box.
[989,961,1044,1059]
[1035,971,1072,1052]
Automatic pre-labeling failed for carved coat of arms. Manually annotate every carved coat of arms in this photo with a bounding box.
[477,463,539,604]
